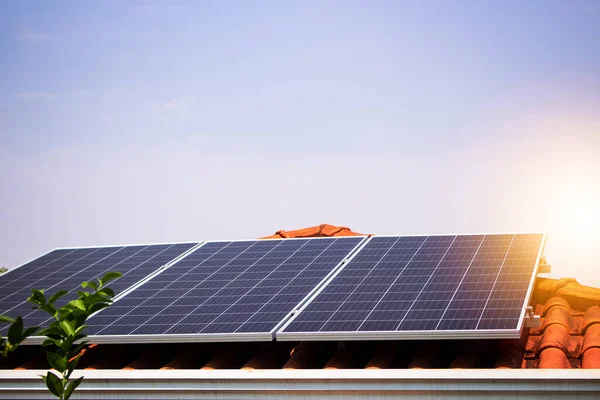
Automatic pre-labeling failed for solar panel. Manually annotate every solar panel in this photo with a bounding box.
[277,233,546,340]
[0,242,198,333]
[86,237,364,343]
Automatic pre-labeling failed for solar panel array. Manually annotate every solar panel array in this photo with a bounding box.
[86,237,363,340]
[0,243,197,333]
[278,233,544,340]
[2,233,545,343]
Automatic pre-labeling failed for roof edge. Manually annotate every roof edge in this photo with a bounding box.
[1,369,599,399]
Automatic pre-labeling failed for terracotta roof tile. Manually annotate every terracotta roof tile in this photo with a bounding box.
[365,342,405,369]
[282,342,333,369]
[582,324,600,354]
[242,350,278,370]
[160,344,209,369]
[582,347,600,368]
[583,306,600,332]
[539,348,571,368]
[534,278,600,312]
[526,279,600,369]
[201,344,251,370]
[261,224,367,239]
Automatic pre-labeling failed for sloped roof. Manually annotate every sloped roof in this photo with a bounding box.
[2,224,599,370]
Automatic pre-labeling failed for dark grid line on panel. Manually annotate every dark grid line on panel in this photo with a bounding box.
[227,239,327,332]
[89,240,246,335]
[0,247,109,324]
[0,249,76,292]
[323,236,407,332]
[327,236,457,331]
[353,236,434,331]
[474,235,516,329]
[281,233,544,336]
[232,237,358,333]
[435,235,514,331]
[0,243,197,333]
[88,237,363,337]
[395,235,483,331]
[476,234,544,329]
[0,248,100,306]
[167,240,287,334]
[284,235,444,333]
[432,236,488,330]
[393,235,458,330]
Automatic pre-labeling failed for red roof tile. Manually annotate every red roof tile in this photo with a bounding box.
[526,279,600,369]
[261,224,368,239]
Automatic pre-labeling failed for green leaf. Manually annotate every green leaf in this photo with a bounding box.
[47,351,67,371]
[38,303,57,317]
[87,302,109,315]
[67,353,82,375]
[48,290,69,304]
[42,337,60,348]
[74,324,88,335]
[0,315,16,324]
[64,376,84,400]
[60,336,76,353]
[57,307,76,320]
[84,293,108,305]
[29,288,46,305]
[69,341,88,356]
[7,316,23,345]
[44,371,64,398]
[22,326,39,339]
[81,281,98,290]
[68,299,87,312]
[71,314,88,330]
[60,320,75,336]
[99,271,122,286]
[97,287,114,298]
[39,325,64,336]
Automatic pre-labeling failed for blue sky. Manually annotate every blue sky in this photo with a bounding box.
[1,1,599,285]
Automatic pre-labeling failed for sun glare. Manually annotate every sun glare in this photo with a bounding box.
[553,183,600,246]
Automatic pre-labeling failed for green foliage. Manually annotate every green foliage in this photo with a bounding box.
[0,267,7,275]
[1,271,122,400]
[0,315,39,358]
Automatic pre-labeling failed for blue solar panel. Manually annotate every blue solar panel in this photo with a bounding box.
[87,237,364,341]
[278,233,545,340]
[0,243,198,333]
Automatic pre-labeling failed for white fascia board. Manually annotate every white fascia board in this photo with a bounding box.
[0,369,599,400]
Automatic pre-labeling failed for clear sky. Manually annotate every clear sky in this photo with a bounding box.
[1,1,599,286]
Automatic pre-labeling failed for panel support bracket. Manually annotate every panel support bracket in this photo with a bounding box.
[524,306,541,328]
[538,257,551,273]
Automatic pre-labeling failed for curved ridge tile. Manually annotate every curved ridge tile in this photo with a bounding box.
[557,281,600,312]
[538,324,576,356]
[541,297,573,317]
[582,347,600,369]
[541,305,579,334]
[539,348,571,369]
[261,224,367,239]
[582,324,600,354]
[537,278,577,295]
[582,306,600,332]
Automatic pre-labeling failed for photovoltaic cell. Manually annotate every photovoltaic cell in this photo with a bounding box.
[87,237,363,340]
[279,233,544,339]
[0,243,197,333]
